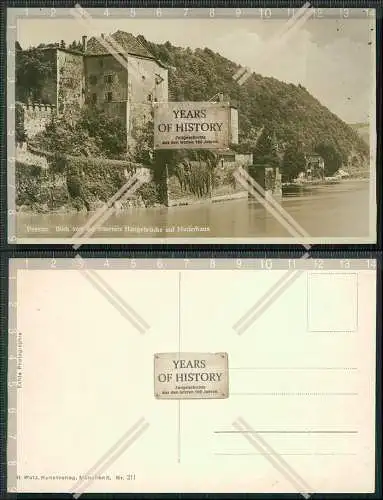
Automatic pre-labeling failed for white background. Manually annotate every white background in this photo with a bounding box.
[14,265,376,493]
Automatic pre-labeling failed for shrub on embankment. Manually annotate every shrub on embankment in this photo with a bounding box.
[16,152,159,212]
[16,161,69,212]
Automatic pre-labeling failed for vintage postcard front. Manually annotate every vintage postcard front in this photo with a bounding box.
[7,7,377,244]
[9,258,377,494]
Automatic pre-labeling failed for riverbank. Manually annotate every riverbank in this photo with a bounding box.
[16,177,370,215]
[16,191,247,214]
[16,199,164,216]
[15,177,372,241]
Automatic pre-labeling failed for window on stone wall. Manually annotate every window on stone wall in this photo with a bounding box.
[147,94,153,102]
[91,93,97,104]
[155,74,164,85]
[104,74,113,84]
[105,92,113,102]
[89,75,97,85]
[99,59,104,68]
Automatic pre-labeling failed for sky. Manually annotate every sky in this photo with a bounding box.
[15,9,376,124]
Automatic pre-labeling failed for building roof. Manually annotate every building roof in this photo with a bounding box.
[21,45,84,56]
[85,31,155,59]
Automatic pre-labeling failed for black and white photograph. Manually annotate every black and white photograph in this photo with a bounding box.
[7,7,377,244]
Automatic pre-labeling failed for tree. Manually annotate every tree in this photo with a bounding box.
[314,142,343,176]
[133,119,154,166]
[35,115,97,158]
[281,142,306,182]
[32,106,127,159]
[252,127,280,170]
[69,40,83,51]
[81,110,126,158]
[16,49,56,102]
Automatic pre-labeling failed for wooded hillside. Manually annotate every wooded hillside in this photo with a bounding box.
[141,37,369,164]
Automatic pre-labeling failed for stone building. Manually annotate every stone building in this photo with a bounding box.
[17,31,169,148]
[305,153,325,179]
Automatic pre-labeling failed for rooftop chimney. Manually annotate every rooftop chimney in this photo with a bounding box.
[218,92,224,102]
[82,35,87,52]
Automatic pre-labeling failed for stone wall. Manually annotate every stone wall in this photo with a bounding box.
[129,102,153,131]
[128,102,153,151]
[21,103,56,139]
[85,54,130,104]
[101,101,153,153]
[15,150,152,212]
[102,101,131,151]
[57,50,85,119]
[84,53,167,126]
[230,107,239,145]
[102,101,129,126]
[128,55,168,103]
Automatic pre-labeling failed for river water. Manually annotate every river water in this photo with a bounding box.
[17,179,372,240]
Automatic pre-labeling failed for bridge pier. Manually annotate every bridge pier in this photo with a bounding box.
[250,165,282,201]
